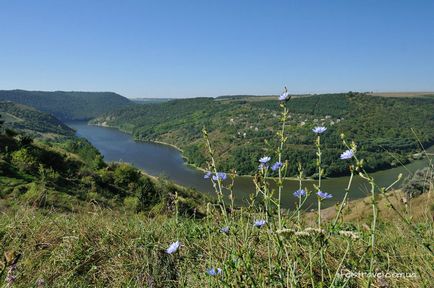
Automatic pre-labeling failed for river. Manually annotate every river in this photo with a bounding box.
[67,122,433,209]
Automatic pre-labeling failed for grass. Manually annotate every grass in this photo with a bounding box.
[0,189,432,287]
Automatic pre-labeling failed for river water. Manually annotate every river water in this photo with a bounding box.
[68,122,432,209]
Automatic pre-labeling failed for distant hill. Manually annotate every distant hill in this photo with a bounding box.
[0,101,75,138]
[0,90,133,120]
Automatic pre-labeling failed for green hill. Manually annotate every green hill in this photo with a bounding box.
[91,93,434,177]
[0,101,75,138]
[0,90,133,120]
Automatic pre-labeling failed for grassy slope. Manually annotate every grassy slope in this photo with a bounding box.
[0,188,432,287]
[317,189,433,222]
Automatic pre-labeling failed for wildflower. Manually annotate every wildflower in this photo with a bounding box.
[207,267,222,276]
[340,149,354,160]
[204,171,212,179]
[212,172,227,181]
[317,191,333,200]
[220,226,229,234]
[278,86,291,101]
[259,156,271,164]
[279,92,288,101]
[312,126,327,134]
[166,241,180,254]
[258,163,269,170]
[271,161,283,171]
[293,189,306,198]
[254,219,266,228]
[279,92,289,101]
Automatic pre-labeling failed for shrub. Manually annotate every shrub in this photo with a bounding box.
[124,196,140,212]
[11,148,38,174]
[402,167,433,198]
[113,163,141,188]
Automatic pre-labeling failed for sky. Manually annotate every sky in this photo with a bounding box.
[0,0,433,98]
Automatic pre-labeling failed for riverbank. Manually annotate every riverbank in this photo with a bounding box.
[88,122,433,181]
[87,122,319,180]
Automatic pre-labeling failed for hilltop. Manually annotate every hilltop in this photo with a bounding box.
[0,90,133,121]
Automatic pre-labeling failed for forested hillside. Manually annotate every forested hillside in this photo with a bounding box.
[92,93,434,177]
[0,101,75,138]
[0,90,133,120]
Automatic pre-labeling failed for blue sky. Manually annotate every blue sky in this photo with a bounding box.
[0,0,433,98]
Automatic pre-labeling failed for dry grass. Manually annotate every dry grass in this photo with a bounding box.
[310,189,434,223]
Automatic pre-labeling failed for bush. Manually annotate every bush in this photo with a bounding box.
[124,196,140,212]
[11,148,38,174]
[402,167,433,198]
[113,163,141,188]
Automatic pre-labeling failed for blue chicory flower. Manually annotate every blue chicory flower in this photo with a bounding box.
[312,126,327,134]
[271,161,283,171]
[293,189,306,198]
[204,171,212,179]
[254,219,266,228]
[207,267,222,276]
[340,149,354,160]
[220,226,229,234]
[258,163,269,170]
[166,241,180,254]
[259,156,271,164]
[317,191,333,200]
[212,172,227,181]
[279,91,289,101]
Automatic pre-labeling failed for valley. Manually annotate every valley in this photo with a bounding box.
[91,92,434,177]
